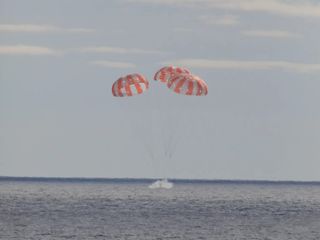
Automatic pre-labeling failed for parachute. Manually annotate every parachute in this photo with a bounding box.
[167,73,208,96]
[112,73,149,97]
[154,66,191,84]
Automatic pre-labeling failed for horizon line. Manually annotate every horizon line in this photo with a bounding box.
[0,176,319,184]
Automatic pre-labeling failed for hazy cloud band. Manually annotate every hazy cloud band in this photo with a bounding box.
[128,0,320,18]
[0,24,95,33]
[91,60,136,68]
[164,59,320,73]
[0,45,60,55]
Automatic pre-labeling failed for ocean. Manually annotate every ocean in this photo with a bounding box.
[0,177,319,240]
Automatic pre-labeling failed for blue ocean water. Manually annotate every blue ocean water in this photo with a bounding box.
[0,177,320,240]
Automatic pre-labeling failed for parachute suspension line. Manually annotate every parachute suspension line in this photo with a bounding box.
[158,93,188,179]
[162,109,177,161]
[140,88,167,179]
[154,89,170,179]
[161,95,188,161]
[143,83,173,179]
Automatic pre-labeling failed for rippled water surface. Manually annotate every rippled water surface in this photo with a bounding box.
[0,179,320,239]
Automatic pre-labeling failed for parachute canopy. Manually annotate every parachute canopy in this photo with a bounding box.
[154,66,191,84]
[112,73,149,97]
[167,73,208,96]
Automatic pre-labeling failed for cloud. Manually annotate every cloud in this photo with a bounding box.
[242,30,301,38]
[0,45,60,55]
[127,0,320,18]
[80,46,165,55]
[199,15,239,26]
[163,58,320,73]
[91,60,136,68]
[0,24,95,33]
[0,45,164,57]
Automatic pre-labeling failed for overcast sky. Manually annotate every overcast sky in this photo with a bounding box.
[1,0,320,181]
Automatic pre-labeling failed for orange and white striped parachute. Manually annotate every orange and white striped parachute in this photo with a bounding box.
[154,66,191,83]
[112,73,149,97]
[167,73,208,96]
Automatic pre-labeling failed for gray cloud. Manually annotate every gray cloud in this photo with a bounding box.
[199,15,239,26]
[0,45,60,55]
[164,59,320,74]
[242,30,301,38]
[91,60,136,68]
[79,46,166,55]
[0,24,95,33]
[128,0,320,18]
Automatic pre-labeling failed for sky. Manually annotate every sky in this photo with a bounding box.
[0,0,320,181]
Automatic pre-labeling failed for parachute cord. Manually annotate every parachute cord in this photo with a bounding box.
[159,91,189,179]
